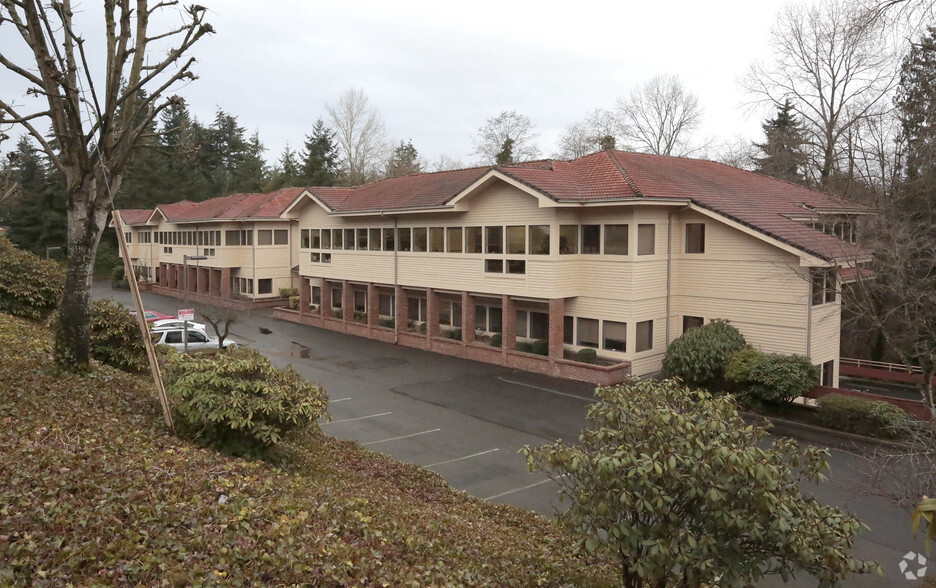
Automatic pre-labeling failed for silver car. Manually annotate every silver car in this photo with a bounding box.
[151,326,236,352]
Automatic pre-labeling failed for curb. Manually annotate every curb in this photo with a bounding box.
[740,411,912,452]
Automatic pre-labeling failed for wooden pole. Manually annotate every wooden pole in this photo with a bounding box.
[113,211,176,434]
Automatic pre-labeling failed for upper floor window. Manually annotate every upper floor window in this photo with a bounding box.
[637,224,655,255]
[507,226,526,254]
[582,225,601,254]
[485,226,503,254]
[811,268,836,305]
[605,224,628,255]
[559,225,578,254]
[447,227,463,253]
[686,223,705,254]
[430,227,444,252]
[274,229,288,245]
[413,228,428,252]
[466,227,483,253]
[257,230,273,246]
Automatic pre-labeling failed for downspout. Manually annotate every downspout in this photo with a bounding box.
[380,211,399,344]
[289,221,295,290]
[252,222,257,298]
[666,205,691,347]
[806,269,813,358]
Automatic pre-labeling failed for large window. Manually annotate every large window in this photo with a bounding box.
[821,360,834,387]
[379,293,394,317]
[430,228,444,252]
[258,278,273,294]
[332,229,343,249]
[413,228,428,252]
[225,230,252,246]
[407,296,427,322]
[356,228,368,250]
[310,229,320,249]
[383,228,395,251]
[476,305,502,333]
[331,286,342,309]
[274,229,288,245]
[485,226,503,254]
[311,286,321,307]
[466,227,483,253]
[447,227,463,252]
[343,229,354,250]
[636,320,653,352]
[322,229,331,249]
[582,225,601,254]
[301,229,311,249]
[577,317,599,348]
[354,290,366,313]
[257,230,273,246]
[637,224,655,255]
[369,228,381,251]
[398,228,411,252]
[529,225,550,254]
[811,268,836,305]
[559,225,578,254]
[439,301,463,328]
[507,226,526,254]
[604,224,628,255]
[686,223,705,254]
[603,320,627,351]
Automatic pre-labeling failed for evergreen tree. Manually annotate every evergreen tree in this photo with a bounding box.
[266,143,301,190]
[896,26,936,183]
[301,119,339,186]
[495,138,515,165]
[233,131,267,193]
[157,101,210,201]
[0,136,67,255]
[753,100,808,185]
[385,139,421,177]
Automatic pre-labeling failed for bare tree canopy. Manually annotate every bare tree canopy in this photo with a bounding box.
[325,88,386,186]
[743,0,899,190]
[555,108,623,159]
[0,0,212,370]
[472,110,540,165]
[615,75,704,157]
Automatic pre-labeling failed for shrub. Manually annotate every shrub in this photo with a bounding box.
[93,239,121,277]
[288,295,300,310]
[817,394,911,439]
[279,287,298,298]
[443,328,462,340]
[89,299,148,373]
[379,317,395,328]
[334,309,343,319]
[417,322,427,334]
[577,348,598,364]
[532,339,549,356]
[353,311,367,324]
[0,236,64,321]
[163,346,328,455]
[491,333,502,348]
[725,346,764,386]
[745,353,819,404]
[110,264,130,290]
[516,341,534,353]
[662,319,747,386]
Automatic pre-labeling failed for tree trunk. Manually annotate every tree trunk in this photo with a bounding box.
[54,183,110,371]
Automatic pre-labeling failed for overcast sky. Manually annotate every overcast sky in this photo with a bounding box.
[2,0,795,167]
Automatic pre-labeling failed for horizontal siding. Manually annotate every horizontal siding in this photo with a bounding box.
[810,302,841,364]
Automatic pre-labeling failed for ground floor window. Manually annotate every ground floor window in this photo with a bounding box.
[636,320,653,352]
[258,278,273,295]
[475,305,502,333]
[683,315,704,333]
[379,293,394,317]
[354,290,367,313]
[311,286,321,307]
[407,296,427,322]
[563,315,574,344]
[231,277,253,295]
[439,301,463,328]
[331,286,342,310]
[821,360,834,387]
[516,310,548,339]
[577,318,599,348]
[603,320,627,352]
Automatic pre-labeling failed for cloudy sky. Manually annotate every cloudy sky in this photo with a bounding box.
[3,0,793,167]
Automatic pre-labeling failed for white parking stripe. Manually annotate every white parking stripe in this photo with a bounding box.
[330,397,351,403]
[484,477,560,500]
[497,377,597,402]
[321,412,392,425]
[362,428,441,446]
[424,448,499,468]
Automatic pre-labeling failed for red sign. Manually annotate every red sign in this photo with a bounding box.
[178,309,195,321]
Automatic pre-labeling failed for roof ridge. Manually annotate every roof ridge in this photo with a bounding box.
[604,151,643,197]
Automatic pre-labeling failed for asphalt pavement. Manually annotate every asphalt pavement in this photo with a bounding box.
[92,281,932,586]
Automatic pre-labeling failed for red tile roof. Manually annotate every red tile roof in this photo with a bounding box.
[116,209,154,225]
[150,190,301,222]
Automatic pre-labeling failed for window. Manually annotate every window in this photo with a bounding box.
[166,331,183,344]
[604,224,628,255]
[506,260,526,274]
[485,226,503,254]
[821,360,834,387]
[683,316,704,333]
[603,320,627,352]
[811,268,836,305]
[310,229,320,249]
[582,225,601,254]
[530,312,548,339]
[370,228,381,251]
[226,230,240,246]
[188,331,208,343]
[383,228,395,251]
[407,296,427,322]
[636,320,653,352]
[577,318,599,348]
[379,294,394,317]
[322,253,331,263]
[332,229,343,249]
[354,290,366,313]
[322,230,331,249]
[637,224,655,255]
[465,227,483,253]
[559,225,578,254]
[258,230,273,246]
[258,278,273,294]
[125,232,132,243]
[516,310,528,338]
[485,259,503,273]
[447,227,463,253]
[301,229,311,248]
[356,228,368,250]
[274,229,288,245]
[476,305,502,332]
[529,225,549,254]
[563,315,574,344]
[430,227,444,252]
[398,228,412,252]
[331,286,342,309]
[311,286,321,306]
[439,301,462,327]
[686,223,705,253]
[311,252,321,262]
[507,226,525,254]
[343,229,354,250]
[413,228,428,252]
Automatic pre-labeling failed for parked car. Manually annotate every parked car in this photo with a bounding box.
[130,309,175,322]
[151,326,236,352]
[151,318,207,332]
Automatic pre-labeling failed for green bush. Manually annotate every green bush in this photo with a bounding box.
[379,317,395,328]
[516,341,534,353]
[0,236,64,321]
[491,333,503,348]
[725,346,764,385]
[662,319,747,386]
[532,339,549,356]
[89,299,148,373]
[817,393,911,439]
[163,346,329,455]
[288,295,300,310]
[279,287,298,298]
[443,328,462,340]
[110,264,130,290]
[93,239,121,277]
[746,353,819,404]
[577,348,598,364]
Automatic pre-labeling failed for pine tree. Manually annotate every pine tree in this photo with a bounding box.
[266,143,301,190]
[385,139,421,178]
[233,131,267,193]
[1,136,67,255]
[301,119,339,186]
[753,100,808,185]
[896,26,936,183]
[495,138,515,165]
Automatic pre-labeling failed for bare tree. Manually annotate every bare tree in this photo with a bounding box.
[196,302,249,350]
[430,154,464,172]
[615,75,704,157]
[555,108,623,159]
[0,1,212,370]
[710,136,758,170]
[325,88,386,186]
[743,0,899,191]
[472,110,540,165]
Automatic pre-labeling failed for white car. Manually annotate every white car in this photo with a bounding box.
[151,318,207,332]
[151,326,236,352]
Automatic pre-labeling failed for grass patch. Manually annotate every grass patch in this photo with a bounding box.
[0,313,616,586]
